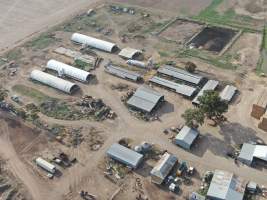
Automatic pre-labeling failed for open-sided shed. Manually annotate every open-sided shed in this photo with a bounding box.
[106,143,143,169]
[149,76,196,97]
[119,47,142,59]
[238,143,267,166]
[127,86,164,113]
[157,65,203,85]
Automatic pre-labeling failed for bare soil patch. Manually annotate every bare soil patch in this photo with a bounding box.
[159,20,203,44]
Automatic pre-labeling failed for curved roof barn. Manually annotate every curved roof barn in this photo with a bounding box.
[30,70,79,94]
[47,59,91,82]
[71,33,117,52]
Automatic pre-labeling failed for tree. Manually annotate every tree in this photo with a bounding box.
[185,62,197,73]
[182,108,205,128]
[198,90,228,119]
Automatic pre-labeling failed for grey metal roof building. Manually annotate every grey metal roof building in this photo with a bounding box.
[192,80,219,105]
[175,126,199,150]
[127,86,164,113]
[149,76,197,97]
[220,85,237,103]
[106,143,144,169]
[104,64,142,82]
[150,153,177,184]
[157,65,203,85]
[207,170,245,200]
[237,143,267,166]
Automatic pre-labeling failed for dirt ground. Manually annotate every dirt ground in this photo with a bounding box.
[0,0,102,53]
[0,1,267,200]
[218,0,267,20]
[159,20,203,44]
[228,33,262,69]
[108,0,212,15]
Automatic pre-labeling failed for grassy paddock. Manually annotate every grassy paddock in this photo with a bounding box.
[12,84,56,103]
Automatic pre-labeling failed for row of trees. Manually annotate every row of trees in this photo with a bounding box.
[182,90,228,128]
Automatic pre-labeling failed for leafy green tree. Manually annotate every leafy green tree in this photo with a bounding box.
[182,108,205,128]
[198,90,228,119]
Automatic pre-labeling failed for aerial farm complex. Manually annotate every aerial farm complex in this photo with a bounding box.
[0,0,267,199]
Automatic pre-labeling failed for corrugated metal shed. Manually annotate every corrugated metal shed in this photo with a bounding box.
[220,85,237,102]
[238,143,267,166]
[157,65,203,85]
[30,70,79,94]
[119,47,142,59]
[71,33,117,52]
[150,153,177,184]
[175,126,199,150]
[104,64,142,82]
[106,143,143,169]
[46,59,91,82]
[127,86,164,113]
[207,170,245,200]
[149,76,196,97]
[192,80,219,105]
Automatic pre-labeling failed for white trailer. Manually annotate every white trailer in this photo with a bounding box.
[126,60,146,68]
[36,157,56,174]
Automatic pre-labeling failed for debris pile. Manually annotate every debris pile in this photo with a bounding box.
[1,61,19,76]
[76,95,116,121]
[110,83,130,91]
[64,127,84,147]
[85,127,105,151]
[39,97,116,121]
[110,5,135,15]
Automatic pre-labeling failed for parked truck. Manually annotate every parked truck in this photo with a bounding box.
[36,157,56,174]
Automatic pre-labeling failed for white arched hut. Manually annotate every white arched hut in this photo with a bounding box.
[30,70,80,94]
[71,33,117,53]
[46,59,91,82]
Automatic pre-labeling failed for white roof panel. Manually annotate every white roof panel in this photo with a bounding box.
[220,85,237,102]
[150,76,196,97]
[158,65,203,85]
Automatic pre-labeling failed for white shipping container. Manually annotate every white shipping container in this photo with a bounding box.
[36,157,56,174]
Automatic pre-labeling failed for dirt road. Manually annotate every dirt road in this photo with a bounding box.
[0,0,102,53]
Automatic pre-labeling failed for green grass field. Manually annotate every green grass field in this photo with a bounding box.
[12,84,56,103]
[192,0,258,32]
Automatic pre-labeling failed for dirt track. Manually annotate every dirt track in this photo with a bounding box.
[0,0,102,53]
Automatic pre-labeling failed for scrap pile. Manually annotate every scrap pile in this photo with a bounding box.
[1,60,19,76]
[76,95,116,121]
[39,97,116,121]
[64,127,84,147]
[110,5,136,15]
[85,127,105,151]
[110,83,130,91]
